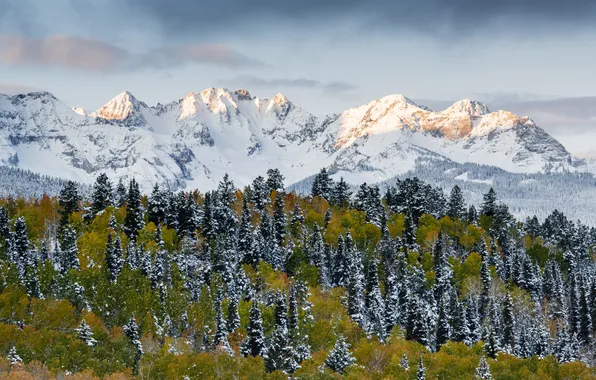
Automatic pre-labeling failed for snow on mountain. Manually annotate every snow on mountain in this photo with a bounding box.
[0,88,593,193]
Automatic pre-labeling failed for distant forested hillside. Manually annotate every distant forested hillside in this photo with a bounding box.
[0,169,594,379]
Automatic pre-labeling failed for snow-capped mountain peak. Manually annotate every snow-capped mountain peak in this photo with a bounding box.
[0,88,592,194]
[443,99,490,117]
[91,90,146,121]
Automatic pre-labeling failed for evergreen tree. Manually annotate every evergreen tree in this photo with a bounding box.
[325,335,356,374]
[266,168,285,193]
[213,297,233,355]
[502,290,515,352]
[123,314,143,374]
[475,357,492,379]
[480,188,498,218]
[7,346,22,367]
[417,356,426,380]
[446,185,466,220]
[467,205,478,224]
[251,175,270,212]
[311,168,333,200]
[115,179,127,207]
[0,206,10,242]
[59,226,80,273]
[76,319,98,347]
[58,181,81,230]
[406,295,430,347]
[400,353,410,371]
[105,233,123,282]
[265,324,299,373]
[90,173,112,217]
[241,300,266,357]
[365,256,386,341]
[123,179,144,238]
[384,265,401,334]
[147,184,167,226]
[436,294,451,349]
[272,191,287,246]
[238,196,255,264]
[227,295,240,333]
[330,177,351,207]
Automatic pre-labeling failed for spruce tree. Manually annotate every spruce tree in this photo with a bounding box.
[115,179,127,207]
[330,177,351,207]
[502,290,515,352]
[123,179,144,239]
[475,356,492,379]
[0,206,10,243]
[436,294,451,349]
[446,185,466,220]
[417,356,426,380]
[400,353,410,370]
[76,319,98,347]
[105,233,124,282]
[266,168,285,193]
[480,188,498,218]
[90,173,112,217]
[147,184,167,225]
[325,335,356,374]
[123,314,143,374]
[311,168,333,200]
[365,256,386,341]
[272,191,287,246]
[226,296,240,333]
[241,300,266,357]
[58,181,81,230]
[59,226,80,273]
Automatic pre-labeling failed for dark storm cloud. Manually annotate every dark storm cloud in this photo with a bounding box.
[121,0,596,34]
[220,76,357,93]
[2,0,595,39]
[0,35,265,71]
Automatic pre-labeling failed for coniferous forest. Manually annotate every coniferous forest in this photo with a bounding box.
[0,169,595,379]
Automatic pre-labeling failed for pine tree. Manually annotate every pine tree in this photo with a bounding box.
[115,179,127,207]
[446,185,466,220]
[480,188,498,218]
[58,181,81,230]
[265,324,299,373]
[76,319,98,347]
[0,206,10,243]
[13,216,29,270]
[365,256,386,341]
[475,356,492,379]
[400,353,410,371]
[123,179,144,239]
[330,177,351,207]
[227,295,240,333]
[502,290,515,352]
[333,235,349,287]
[347,248,366,328]
[436,294,451,349]
[406,295,430,347]
[272,191,287,246]
[325,335,355,374]
[311,168,333,200]
[213,297,233,355]
[384,265,400,334]
[238,196,255,264]
[484,327,499,359]
[90,173,112,217]
[266,168,285,193]
[417,356,426,380]
[123,314,143,374]
[7,346,22,367]
[147,184,167,226]
[105,233,123,282]
[59,226,80,273]
[241,300,266,357]
[251,175,270,212]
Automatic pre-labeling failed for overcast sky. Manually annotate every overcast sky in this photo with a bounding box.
[0,0,595,157]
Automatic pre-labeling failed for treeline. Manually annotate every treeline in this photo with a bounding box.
[0,169,594,379]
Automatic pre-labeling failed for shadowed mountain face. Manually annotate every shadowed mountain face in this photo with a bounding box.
[0,88,592,192]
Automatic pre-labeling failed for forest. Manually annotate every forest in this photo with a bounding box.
[0,168,595,379]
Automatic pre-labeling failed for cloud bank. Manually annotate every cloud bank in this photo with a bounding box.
[0,35,265,71]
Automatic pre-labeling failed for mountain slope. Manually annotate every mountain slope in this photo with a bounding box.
[0,89,592,193]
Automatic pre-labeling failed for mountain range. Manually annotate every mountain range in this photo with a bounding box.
[0,88,595,195]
